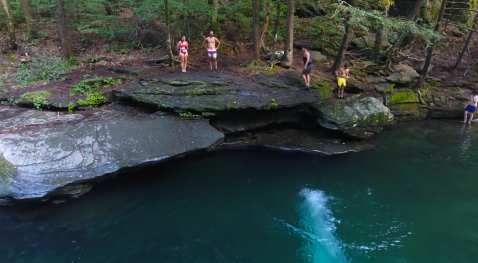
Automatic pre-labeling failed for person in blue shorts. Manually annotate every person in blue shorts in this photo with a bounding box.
[464,90,478,124]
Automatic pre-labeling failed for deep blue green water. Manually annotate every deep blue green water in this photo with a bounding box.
[1,120,478,263]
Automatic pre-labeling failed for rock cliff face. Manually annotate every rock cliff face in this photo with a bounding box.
[0,72,398,205]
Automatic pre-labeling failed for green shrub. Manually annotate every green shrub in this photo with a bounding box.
[68,102,75,113]
[78,93,107,107]
[71,76,126,95]
[14,54,71,86]
[18,91,51,109]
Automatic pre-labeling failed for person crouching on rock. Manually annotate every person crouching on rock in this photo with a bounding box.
[177,35,189,73]
[302,47,314,90]
[337,63,349,98]
[464,90,478,124]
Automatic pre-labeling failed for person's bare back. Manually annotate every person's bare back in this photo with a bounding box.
[464,92,478,123]
[469,95,478,107]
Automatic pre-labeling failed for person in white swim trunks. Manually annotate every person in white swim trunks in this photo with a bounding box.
[203,31,221,71]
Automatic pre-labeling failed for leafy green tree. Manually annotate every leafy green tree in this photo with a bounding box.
[417,0,448,89]
[453,11,478,70]
[331,0,358,75]
[384,0,427,67]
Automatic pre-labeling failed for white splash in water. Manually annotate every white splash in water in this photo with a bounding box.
[298,188,349,263]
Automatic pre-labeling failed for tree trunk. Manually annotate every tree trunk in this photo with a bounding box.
[208,0,219,29]
[251,0,261,63]
[165,0,173,67]
[1,0,16,50]
[21,0,36,41]
[331,0,357,74]
[385,0,426,67]
[453,11,478,70]
[417,0,448,89]
[56,0,72,58]
[281,0,294,68]
[270,0,282,68]
[331,21,351,74]
[104,1,113,15]
[373,25,383,63]
[260,5,271,53]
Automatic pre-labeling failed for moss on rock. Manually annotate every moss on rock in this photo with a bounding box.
[387,91,419,105]
[0,154,16,181]
[389,103,429,121]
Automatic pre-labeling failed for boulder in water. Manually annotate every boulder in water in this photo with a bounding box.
[309,97,394,138]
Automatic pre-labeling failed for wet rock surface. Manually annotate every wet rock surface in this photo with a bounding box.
[389,103,429,121]
[0,108,85,131]
[0,109,224,203]
[114,72,323,113]
[309,97,394,138]
[253,129,378,155]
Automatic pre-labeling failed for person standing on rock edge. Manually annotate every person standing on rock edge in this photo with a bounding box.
[301,47,314,90]
[177,35,189,73]
[203,31,221,71]
[337,63,349,98]
[464,90,478,124]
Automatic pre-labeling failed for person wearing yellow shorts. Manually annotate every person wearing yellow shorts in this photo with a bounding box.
[337,63,349,99]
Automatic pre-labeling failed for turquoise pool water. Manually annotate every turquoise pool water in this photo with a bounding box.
[0,120,477,263]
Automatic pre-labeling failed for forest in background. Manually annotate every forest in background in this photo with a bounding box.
[0,0,477,92]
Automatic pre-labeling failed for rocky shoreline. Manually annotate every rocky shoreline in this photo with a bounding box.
[0,70,470,205]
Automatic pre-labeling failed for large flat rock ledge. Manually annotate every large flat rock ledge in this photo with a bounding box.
[0,111,224,203]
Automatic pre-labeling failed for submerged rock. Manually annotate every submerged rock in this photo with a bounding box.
[0,109,224,203]
[309,97,394,138]
[254,129,378,155]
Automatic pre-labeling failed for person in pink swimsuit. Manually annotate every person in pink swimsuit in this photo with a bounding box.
[177,35,189,73]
